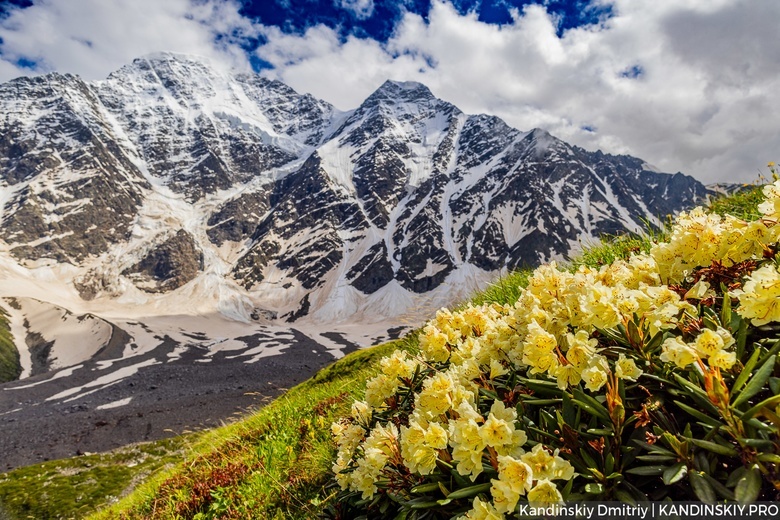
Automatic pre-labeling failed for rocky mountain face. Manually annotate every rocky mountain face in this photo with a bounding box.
[0,52,713,325]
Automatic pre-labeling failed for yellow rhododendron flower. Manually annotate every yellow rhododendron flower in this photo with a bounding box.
[522,321,559,374]
[416,372,456,417]
[497,454,534,495]
[520,444,573,481]
[464,497,505,520]
[565,330,598,368]
[490,454,534,513]
[581,363,609,392]
[660,336,698,368]
[709,349,737,370]
[685,280,712,300]
[579,281,621,329]
[615,353,643,381]
[401,420,448,475]
[489,359,509,379]
[351,400,372,426]
[734,263,780,326]
[759,179,780,220]
[551,363,582,390]
[694,328,725,358]
[419,324,450,362]
[527,479,564,505]
[480,412,514,448]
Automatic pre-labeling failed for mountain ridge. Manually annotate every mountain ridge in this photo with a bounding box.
[0,52,712,330]
[0,53,716,472]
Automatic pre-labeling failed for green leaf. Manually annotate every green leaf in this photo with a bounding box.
[527,426,559,442]
[520,398,563,406]
[562,391,576,426]
[645,329,666,352]
[674,400,722,427]
[720,285,732,329]
[478,387,499,401]
[586,428,614,436]
[392,511,409,520]
[408,500,442,509]
[673,373,708,398]
[627,319,642,348]
[605,453,615,475]
[410,482,442,495]
[663,462,687,485]
[442,483,492,500]
[613,488,637,505]
[688,438,738,457]
[739,394,780,422]
[671,374,719,414]
[573,388,611,422]
[689,470,717,503]
[757,338,780,368]
[735,317,748,360]
[636,455,678,463]
[562,477,574,500]
[732,355,776,408]
[727,467,747,488]
[742,438,774,450]
[770,377,780,396]
[633,440,676,456]
[758,453,780,464]
[732,348,761,395]
[702,473,735,501]
[618,481,648,503]
[625,466,665,476]
[734,466,762,504]
[450,467,472,488]
[585,483,605,494]
[580,449,598,470]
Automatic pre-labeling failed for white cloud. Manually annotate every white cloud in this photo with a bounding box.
[336,0,376,20]
[256,0,780,184]
[0,0,255,82]
[0,0,776,184]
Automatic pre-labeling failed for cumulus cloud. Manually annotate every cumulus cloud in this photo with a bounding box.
[0,0,776,184]
[0,0,255,81]
[256,0,780,183]
[337,0,376,20]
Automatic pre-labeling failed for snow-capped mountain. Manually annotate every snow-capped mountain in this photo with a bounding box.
[0,54,717,465]
[0,52,711,329]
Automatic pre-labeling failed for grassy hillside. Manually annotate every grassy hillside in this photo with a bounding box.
[0,183,765,519]
[90,339,407,520]
[0,308,21,383]
[0,438,189,520]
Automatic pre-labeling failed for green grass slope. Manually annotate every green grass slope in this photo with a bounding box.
[0,438,189,520]
[88,339,408,520]
[0,308,21,384]
[0,184,765,520]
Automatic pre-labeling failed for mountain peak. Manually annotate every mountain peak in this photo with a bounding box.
[368,79,435,103]
[133,51,214,67]
[105,51,231,85]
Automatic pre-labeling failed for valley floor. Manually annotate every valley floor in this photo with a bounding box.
[0,320,406,471]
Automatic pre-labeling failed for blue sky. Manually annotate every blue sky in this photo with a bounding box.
[0,0,777,184]
[236,1,612,42]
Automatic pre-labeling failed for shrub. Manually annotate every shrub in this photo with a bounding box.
[327,178,780,518]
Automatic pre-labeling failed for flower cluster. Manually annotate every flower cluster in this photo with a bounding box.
[329,180,780,518]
